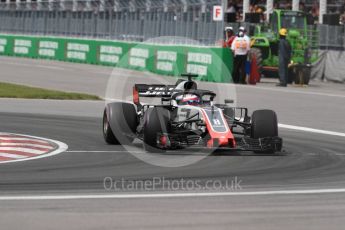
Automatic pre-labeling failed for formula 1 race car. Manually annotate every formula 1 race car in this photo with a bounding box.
[103,74,282,153]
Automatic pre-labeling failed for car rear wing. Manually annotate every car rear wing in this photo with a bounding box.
[133,84,180,105]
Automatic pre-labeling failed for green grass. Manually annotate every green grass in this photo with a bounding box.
[0,82,101,100]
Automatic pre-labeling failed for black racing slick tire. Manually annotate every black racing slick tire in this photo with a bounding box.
[251,110,278,154]
[103,110,118,144]
[143,107,171,153]
[103,102,138,145]
[251,110,278,139]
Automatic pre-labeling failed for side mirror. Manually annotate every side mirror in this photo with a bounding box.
[224,99,234,104]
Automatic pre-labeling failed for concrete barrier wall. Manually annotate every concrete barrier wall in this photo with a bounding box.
[0,34,233,83]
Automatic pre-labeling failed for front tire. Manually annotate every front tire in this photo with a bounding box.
[251,110,278,138]
[251,110,278,153]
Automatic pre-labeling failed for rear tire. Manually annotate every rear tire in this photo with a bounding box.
[103,110,118,144]
[103,102,138,145]
[251,110,278,154]
[143,107,171,153]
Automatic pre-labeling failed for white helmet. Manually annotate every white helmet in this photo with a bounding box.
[239,26,246,32]
[225,26,234,32]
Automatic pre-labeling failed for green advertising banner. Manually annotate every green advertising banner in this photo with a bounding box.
[0,37,8,54]
[13,37,37,58]
[37,39,65,60]
[184,47,233,83]
[0,34,233,83]
[153,46,185,77]
[96,41,130,67]
[65,40,97,64]
[126,44,154,72]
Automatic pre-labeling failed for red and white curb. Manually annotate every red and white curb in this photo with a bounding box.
[0,132,68,164]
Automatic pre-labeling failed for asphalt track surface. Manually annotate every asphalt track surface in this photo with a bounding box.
[0,56,345,230]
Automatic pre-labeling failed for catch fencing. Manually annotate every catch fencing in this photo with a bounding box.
[0,0,224,46]
[0,0,344,49]
[318,24,345,50]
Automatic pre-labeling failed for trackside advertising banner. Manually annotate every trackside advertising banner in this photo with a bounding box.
[0,37,9,54]
[13,37,37,58]
[38,39,65,60]
[153,46,184,76]
[0,34,233,83]
[98,42,127,66]
[128,45,153,71]
[65,40,97,64]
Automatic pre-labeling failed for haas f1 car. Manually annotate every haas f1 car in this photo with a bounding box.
[103,74,282,153]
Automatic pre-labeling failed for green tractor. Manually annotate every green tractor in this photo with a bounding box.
[250,10,318,85]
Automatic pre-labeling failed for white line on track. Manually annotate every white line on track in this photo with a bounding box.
[0,61,65,70]
[278,124,345,138]
[236,84,345,98]
[3,188,345,200]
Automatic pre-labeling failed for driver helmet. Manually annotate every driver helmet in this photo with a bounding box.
[178,94,201,105]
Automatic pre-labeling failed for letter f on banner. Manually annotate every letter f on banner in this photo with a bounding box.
[213,5,223,21]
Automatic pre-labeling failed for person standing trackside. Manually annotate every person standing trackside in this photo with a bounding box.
[277,28,292,87]
[223,27,236,48]
[231,27,251,84]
